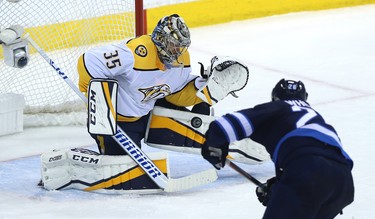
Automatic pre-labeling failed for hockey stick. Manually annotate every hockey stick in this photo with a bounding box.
[25,33,217,192]
[226,160,264,188]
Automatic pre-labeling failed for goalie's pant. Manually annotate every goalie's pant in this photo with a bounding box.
[263,142,354,219]
[90,113,150,155]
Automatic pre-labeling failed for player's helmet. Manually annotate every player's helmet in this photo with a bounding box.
[271,79,308,101]
[151,14,191,66]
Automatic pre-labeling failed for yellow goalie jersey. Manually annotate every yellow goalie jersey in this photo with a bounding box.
[77,35,207,122]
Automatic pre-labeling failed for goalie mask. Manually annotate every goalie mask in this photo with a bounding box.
[271,79,308,101]
[151,14,191,67]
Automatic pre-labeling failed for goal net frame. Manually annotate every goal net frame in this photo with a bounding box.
[0,0,145,127]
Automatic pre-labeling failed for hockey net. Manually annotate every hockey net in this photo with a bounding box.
[0,0,141,127]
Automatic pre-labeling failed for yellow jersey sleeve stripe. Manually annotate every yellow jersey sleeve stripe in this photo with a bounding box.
[201,87,213,105]
[165,80,203,107]
[77,54,93,93]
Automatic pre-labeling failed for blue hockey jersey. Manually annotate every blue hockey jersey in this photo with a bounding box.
[205,99,353,168]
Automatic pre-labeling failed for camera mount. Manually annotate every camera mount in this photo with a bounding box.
[1,25,29,68]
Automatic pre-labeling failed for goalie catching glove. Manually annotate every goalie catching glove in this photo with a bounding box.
[197,56,249,105]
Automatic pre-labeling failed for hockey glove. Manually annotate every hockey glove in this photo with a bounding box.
[196,56,249,105]
[255,177,277,206]
[201,141,229,170]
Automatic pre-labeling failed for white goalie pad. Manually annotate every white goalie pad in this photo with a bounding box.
[197,56,249,105]
[88,79,118,135]
[40,148,169,194]
[227,139,270,164]
[145,106,270,165]
[145,106,215,154]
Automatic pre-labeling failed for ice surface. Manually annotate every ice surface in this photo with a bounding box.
[1,5,375,218]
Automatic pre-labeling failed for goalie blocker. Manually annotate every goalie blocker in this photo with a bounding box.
[145,106,270,165]
[87,79,118,136]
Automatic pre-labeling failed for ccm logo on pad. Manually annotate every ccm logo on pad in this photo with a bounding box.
[72,154,99,164]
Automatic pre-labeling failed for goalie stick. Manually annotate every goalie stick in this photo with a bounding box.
[25,33,218,192]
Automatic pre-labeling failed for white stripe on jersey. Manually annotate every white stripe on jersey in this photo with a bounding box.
[301,123,342,147]
[216,117,237,143]
[232,112,253,137]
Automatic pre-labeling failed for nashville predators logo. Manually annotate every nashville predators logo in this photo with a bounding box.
[138,84,171,103]
[135,45,147,57]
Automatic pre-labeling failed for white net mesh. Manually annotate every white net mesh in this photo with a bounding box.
[0,0,136,127]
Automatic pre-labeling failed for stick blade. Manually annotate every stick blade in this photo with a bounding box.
[164,168,218,193]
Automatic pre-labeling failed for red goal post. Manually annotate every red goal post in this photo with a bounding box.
[135,0,147,37]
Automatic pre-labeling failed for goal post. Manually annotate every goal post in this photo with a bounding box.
[135,0,147,37]
[0,0,144,128]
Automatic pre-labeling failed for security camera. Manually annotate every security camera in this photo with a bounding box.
[1,25,29,68]
[2,39,29,68]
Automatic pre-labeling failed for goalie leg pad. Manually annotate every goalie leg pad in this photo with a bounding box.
[41,148,169,193]
[227,138,270,165]
[145,106,215,154]
[145,106,270,164]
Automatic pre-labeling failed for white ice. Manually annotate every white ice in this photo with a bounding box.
[1,5,375,219]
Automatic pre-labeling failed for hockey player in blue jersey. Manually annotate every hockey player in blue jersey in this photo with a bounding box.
[202,79,354,219]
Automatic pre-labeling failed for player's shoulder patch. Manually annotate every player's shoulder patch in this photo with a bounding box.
[135,45,147,57]
[126,35,159,70]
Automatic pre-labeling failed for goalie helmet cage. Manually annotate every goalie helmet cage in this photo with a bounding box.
[0,0,145,127]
